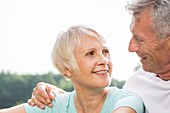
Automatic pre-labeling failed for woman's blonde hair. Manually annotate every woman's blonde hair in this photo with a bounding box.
[51,25,106,80]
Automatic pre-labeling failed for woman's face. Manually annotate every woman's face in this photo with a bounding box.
[71,35,112,89]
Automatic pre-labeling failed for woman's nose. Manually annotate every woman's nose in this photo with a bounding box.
[97,54,108,65]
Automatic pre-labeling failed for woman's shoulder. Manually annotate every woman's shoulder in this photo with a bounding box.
[108,86,141,98]
[52,91,75,112]
[108,87,128,94]
[53,91,74,104]
[106,87,144,113]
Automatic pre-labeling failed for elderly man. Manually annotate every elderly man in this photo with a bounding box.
[28,0,170,113]
[123,0,170,113]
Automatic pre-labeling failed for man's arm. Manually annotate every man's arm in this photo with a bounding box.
[113,107,137,113]
[27,82,66,109]
[0,104,26,113]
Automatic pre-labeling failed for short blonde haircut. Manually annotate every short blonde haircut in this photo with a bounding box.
[51,25,106,80]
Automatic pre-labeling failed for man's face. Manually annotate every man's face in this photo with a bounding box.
[128,10,170,76]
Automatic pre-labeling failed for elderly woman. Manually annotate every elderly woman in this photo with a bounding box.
[0,25,144,113]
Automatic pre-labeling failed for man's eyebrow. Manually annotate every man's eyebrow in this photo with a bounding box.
[156,0,170,6]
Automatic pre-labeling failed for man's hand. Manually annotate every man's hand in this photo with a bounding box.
[27,82,66,109]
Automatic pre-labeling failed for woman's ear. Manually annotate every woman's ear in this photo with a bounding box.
[64,68,72,77]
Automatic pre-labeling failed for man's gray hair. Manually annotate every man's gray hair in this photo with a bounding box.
[126,0,170,38]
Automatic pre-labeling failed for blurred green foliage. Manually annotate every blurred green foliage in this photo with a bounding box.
[0,71,125,108]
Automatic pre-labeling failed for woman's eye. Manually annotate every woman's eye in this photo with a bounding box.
[86,51,94,56]
[103,49,109,54]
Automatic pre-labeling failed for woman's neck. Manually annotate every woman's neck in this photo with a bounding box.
[74,88,108,113]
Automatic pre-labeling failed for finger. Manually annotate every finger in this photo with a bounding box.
[34,90,49,105]
[47,103,53,108]
[53,87,66,94]
[31,95,46,109]
[37,84,52,104]
[49,88,65,99]
[49,90,56,100]
[58,89,66,94]
[27,99,35,106]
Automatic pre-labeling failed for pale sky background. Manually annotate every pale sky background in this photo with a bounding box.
[0,0,140,81]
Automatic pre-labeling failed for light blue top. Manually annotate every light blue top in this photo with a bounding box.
[24,87,144,113]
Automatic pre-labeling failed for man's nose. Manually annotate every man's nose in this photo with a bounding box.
[128,37,139,52]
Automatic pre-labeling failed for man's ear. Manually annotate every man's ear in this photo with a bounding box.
[166,37,170,50]
[168,38,170,49]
